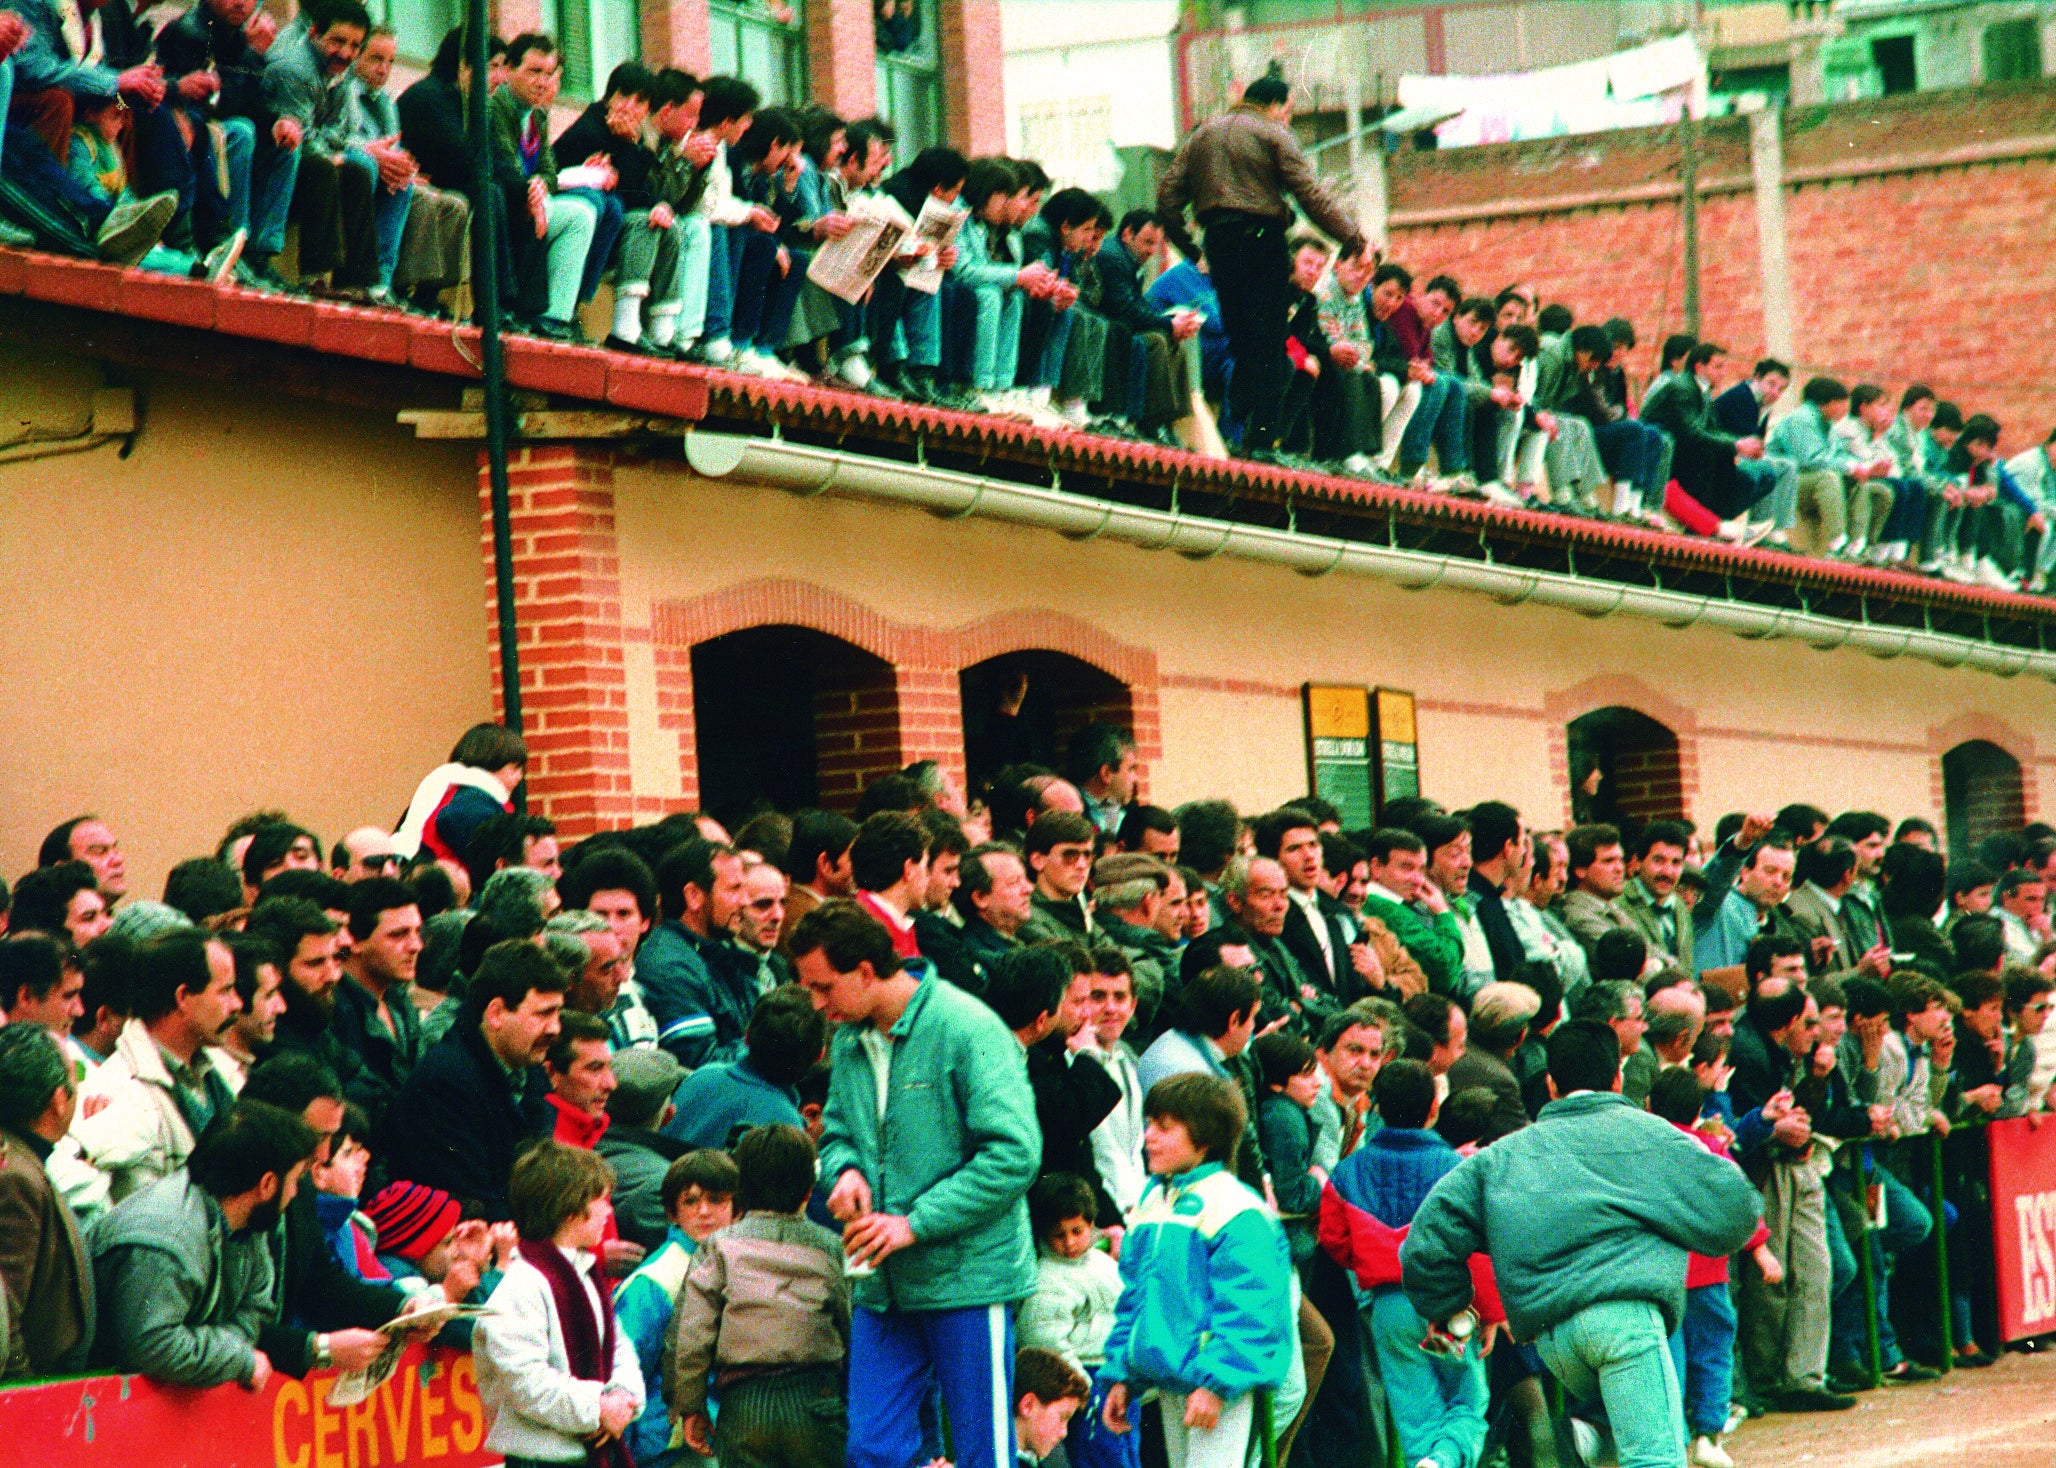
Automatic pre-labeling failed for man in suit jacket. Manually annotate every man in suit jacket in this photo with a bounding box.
[1558,823,1638,958]
[1783,837,1870,977]
[1442,980,1536,1140]
[1620,819,1694,974]
[1465,802,1530,984]
[0,1026,95,1377]
[1253,807,1357,1004]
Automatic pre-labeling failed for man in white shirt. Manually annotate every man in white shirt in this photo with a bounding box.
[1083,961,1147,1217]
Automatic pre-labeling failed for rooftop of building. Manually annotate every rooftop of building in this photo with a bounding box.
[8,241,2055,665]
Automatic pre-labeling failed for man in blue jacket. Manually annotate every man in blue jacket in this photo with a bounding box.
[1401,1021,1762,1468]
[795,900,1041,1468]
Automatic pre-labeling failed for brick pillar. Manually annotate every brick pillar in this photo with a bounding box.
[896,663,968,797]
[939,0,1005,155]
[808,0,877,118]
[643,0,712,74]
[478,445,634,837]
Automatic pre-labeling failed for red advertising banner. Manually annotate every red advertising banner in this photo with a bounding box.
[0,1344,494,1468]
[1987,1115,2056,1342]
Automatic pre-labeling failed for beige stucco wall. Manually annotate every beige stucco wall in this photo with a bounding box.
[0,348,492,895]
[612,460,2056,830]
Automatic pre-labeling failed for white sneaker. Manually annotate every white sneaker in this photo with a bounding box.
[976,389,1030,418]
[1844,537,1868,560]
[1722,1406,1747,1436]
[1568,1418,1603,1465]
[1978,557,2019,591]
[1055,397,1091,428]
[202,227,247,285]
[1823,533,1848,557]
[1941,558,1978,584]
[831,352,875,391]
[700,337,735,365]
[1343,453,1375,475]
[1479,480,1525,507]
[1690,1436,1734,1468]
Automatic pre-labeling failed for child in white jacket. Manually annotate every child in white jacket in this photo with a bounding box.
[475,1143,645,1468]
[1016,1174,1132,1468]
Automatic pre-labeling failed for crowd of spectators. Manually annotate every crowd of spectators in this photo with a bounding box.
[6,13,2053,589]
[2,718,2054,1468]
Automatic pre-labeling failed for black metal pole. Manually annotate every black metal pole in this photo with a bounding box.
[466,0,525,802]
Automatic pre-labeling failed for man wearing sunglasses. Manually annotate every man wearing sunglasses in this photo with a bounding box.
[332,827,404,882]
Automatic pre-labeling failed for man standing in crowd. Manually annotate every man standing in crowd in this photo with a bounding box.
[0,1025,95,1376]
[793,901,1040,1468]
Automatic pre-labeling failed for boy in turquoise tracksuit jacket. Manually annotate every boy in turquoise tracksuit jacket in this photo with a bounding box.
[801,903,1042,1468]
[1100,1072,1293,1468]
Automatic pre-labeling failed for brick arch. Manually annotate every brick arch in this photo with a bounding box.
[952,609,1159,693]
[1928,712,2041,831]
[1541,674,1702,827]
[649,577,941,665]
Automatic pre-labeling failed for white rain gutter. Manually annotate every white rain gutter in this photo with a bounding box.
[682,430,2056,683]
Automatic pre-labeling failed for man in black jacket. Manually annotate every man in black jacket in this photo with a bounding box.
[241,1054,422,1379]
[1464,801,1530,985]
[375,940,560,1221]
[1253,807,1355,1006]
[1095,211,1197,434]
[154,0,274,255]
[988,947,1123,1224]
[1640,341,1778,534]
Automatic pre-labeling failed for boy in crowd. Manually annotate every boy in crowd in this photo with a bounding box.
[671,1125,850,1468]
[1647,1068,1779,1468]
[1320,1060,1496,1468]
[474,1142,644,1462]
[1015,1347,1092,1466]
[616,1149,739,1468]
[1018,1173,1133,1468]
[1100,1073,1293,1468]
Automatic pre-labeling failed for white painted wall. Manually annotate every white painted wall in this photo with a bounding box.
[1000,0,1183,190]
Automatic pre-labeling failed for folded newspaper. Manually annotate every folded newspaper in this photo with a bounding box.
[326,1300,492,1407]
[899,195,966,296]
[806,194,916,305]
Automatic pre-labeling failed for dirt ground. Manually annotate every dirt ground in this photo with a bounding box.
[1725,1349,2056,1466]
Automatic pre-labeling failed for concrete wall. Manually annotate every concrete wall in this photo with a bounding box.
[0,349,491,894]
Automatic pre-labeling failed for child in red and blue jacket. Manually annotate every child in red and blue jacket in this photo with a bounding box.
[1319,1060,1504,1468]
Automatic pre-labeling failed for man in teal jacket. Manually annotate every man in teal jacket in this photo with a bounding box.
[1400,1021,1762,1468]
[794,900,1042,1468]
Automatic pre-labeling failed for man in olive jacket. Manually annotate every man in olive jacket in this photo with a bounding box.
[794,900,1041,1468]
[1401,1021,1761,1468]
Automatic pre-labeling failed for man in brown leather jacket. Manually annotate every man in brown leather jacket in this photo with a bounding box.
[1157,70,1370,458]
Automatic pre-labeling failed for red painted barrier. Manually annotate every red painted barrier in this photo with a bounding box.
[3,1344,494,1468]
[1986,1115,2056,1342]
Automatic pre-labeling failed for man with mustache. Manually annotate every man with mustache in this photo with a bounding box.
[71,931,245,1203]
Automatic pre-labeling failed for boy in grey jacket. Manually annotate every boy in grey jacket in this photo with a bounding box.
[671,1125,851,1468]
[1402,1021,1761,1468]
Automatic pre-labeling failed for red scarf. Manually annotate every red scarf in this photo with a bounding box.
[517,1239,632,1468]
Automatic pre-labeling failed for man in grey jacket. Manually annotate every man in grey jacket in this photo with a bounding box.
[1402,1021,1761,1468]
[87,1098,319,1388]
[261,0,412,297]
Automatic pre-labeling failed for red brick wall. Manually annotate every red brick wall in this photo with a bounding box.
[940,0,1006,157]
[1384,99,2056,452]
[807,0,878,119]
[812,658,904,811]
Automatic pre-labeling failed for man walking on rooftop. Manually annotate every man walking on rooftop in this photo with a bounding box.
[1157,68,1370,460]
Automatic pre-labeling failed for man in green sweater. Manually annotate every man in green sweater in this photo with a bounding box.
[1358,828,1464,997]
[1401,1021,1762,1468]
[793,900,1042,1468]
